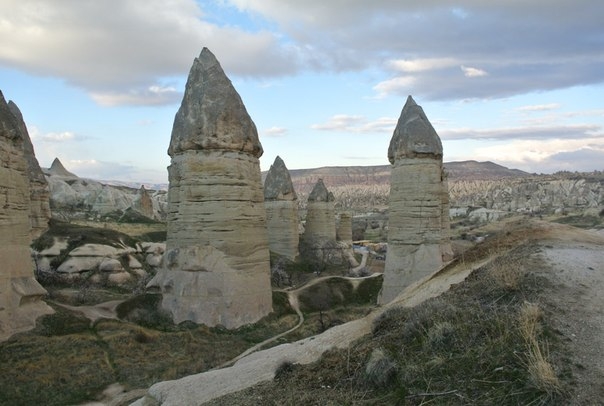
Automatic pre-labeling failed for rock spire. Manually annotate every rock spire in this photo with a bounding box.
[148,48,272,328]
[379,96,453,304]
[264,156,299,260]
[0,91,53,341]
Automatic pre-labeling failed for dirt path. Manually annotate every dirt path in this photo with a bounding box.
[530,225,604,405]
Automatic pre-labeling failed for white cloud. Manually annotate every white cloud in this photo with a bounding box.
[29,126,81,142]
[516,103,561,112]
[461,65,488,77]
[91,85,182,107]
[312,115,396,133]
[373,76,417,99]
[440,124,601,141]
[388,58,457,73]
[263,126,288,137]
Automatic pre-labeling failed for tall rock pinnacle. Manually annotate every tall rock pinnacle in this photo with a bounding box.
[149,48,272,328]
[168,47,262,157]
[264,156,299,260]
[380,96,453,304]
[0,91,53,341]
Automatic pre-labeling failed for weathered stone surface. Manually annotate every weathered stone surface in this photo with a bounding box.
[304,179,336,241]
[132,185,154,219]
[0,91,53,342]
[380,96,452,304]
[264,156,299,260]
[148,48,272,328]
[8,101,51,239]
[336,212,353,244]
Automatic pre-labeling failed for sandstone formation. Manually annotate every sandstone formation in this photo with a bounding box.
[336,212,353,244]
[379,96,452,304]
[0,91,53,341]
[148,48,272,328]
[304,179,336,241]
[264,156,299,260]
[8,101,51,239]
[43,158,168,221]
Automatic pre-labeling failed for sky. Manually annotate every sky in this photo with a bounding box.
[1,0,603,185]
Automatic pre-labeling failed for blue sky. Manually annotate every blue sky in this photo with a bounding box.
[1,0,603,184]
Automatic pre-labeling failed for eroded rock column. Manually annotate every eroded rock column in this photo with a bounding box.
[148,48,272,328]
[264,156,299,261]
[0,91,53,342]
[379,96,453,304]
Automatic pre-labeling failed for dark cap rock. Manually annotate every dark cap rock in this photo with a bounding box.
[168,47,263,157]
[387,95,443,163]
[308,178,334,202]
[264,156,297,201]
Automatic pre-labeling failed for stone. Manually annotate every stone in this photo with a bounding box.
[99,258,124,272]
[336,212,353,244]
[132,185,154,219]
[379,96,453,304]
[264,156,299,260]
[0,91,53,342]
[304,179,336,241]
[148,48,272,328]
[8,101,51,239]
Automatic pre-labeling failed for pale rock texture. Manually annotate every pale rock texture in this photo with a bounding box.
[304,179,336,241]
[148,48,272,328]
[8,101,51,239]
[264,156,299,260]
[380,96,452,304]
[0,91,53,342]
[336,212,353,244]
[132,185,154,219]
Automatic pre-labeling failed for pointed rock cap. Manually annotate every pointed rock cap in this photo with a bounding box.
[264,156,297,201]
[308,178,335,202]
[168,47,263,158]
[388,95,443,163]
[47,157,78,178]
[0,90,21,141]
[8,100,48,184]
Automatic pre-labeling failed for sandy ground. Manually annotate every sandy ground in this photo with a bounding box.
[531,225,604,405]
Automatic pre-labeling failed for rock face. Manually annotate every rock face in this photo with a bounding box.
[0,91,53,342]
[304,179,336,241]
[264,156,299,260]
[44,157,168,221]
[7,101,51,239]
[380,96,453,304]
[148,48,272,328]
[336,212,353,244]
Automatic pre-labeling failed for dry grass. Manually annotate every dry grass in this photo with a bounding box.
[518,302,562,395]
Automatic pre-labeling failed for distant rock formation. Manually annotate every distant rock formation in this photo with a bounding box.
[7,101,51,239]
[304,179,336,241]
[379,96,452,304]
[148,48,272,328]
[264,156,299,260]
[132,185,154,219]
[43,158,167,221]
[0,91,53,342]
[336,212,353,244]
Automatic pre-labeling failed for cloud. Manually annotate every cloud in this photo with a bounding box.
[263,126,288,137]
[461,65,488,77]
[516,103,561,112]
[91,85,182,107]
[311,115,396,133]
[440,124,602,141]
[64,159,167,183]
[29,126,86,143]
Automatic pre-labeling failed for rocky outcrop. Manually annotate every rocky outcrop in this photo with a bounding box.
[8,101,51,239]
[264,156,299,260]
[380,96,452,304]
[304,179,336,241]
[148,48,272,328]
[44,158,167,221]
[0,91,53,342]
[336,212,353,244]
